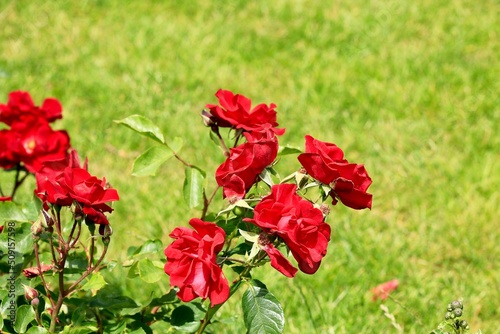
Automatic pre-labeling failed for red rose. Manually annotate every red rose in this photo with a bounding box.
[164,218,229,306]
[0,91,62,125]
[298,135,372,210]
[215,127,279,199]
[6,116,70,173]
[0,129,17,169]
[244,184,331,277]
[35,150,119,224]
[206,89,285,135]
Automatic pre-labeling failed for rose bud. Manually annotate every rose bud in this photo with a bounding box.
[201,109,216,127]
[23,284,39,301]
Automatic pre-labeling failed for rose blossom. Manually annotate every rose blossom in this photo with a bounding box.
[164,218,229,306]
[35,150,119,224]
[0,91,62,125]
[205,89,285,134]
[244,183,331,277]
[215,126,279,199]
[298,135,372,210]
[0,129,17,169]
[5,116,70,173]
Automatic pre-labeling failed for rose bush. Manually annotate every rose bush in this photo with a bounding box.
[1,88,375,333]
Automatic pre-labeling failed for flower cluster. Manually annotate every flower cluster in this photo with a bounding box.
[0,91,70,173]
[35,150,119,224]
[206,89,285,200]
[164,90,373,307]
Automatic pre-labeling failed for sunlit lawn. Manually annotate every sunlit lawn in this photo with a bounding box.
[1,0,499,332]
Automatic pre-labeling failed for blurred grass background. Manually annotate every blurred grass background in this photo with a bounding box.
[1,0,499,332]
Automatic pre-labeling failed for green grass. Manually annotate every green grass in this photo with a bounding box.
[1,0,499,332]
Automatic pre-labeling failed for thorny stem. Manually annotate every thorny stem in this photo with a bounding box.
[88,229,95,268]
[33,241,55,307]
[49,261,67,332]
[43,207,109,332]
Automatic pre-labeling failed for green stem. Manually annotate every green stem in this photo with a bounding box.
[49,268,66,332]
[201,186,220,221]
[212,127,230,157]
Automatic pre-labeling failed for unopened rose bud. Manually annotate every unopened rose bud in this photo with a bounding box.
[459,320,468,329]
[99,224,112,238]
[445,312,452,320]
[31,297,40,307]
[201,109,216,127]
[23,284,39,301]
[453,308,463,317]
[31,211,47,236]
[74,205,84,222]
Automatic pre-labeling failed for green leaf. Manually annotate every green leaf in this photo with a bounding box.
[168,136,184,153]
[132,146,174,177]
[137,258,164,283]
[89,288,138,309]
[0,222,34,256]
[278,146,302,156]
[0,202,30,223]
[242,280,285,334]
[14,305,36,333]
[26,327,49,334]
[150,289,178,306]
[62,325,98,334]
[171,302,205,333]
[258,168,274,187]
[114,115,165,144]
[132,239,164,257]
[64,252,88,273]
[81,272,107,291]
[183,166,206,209]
